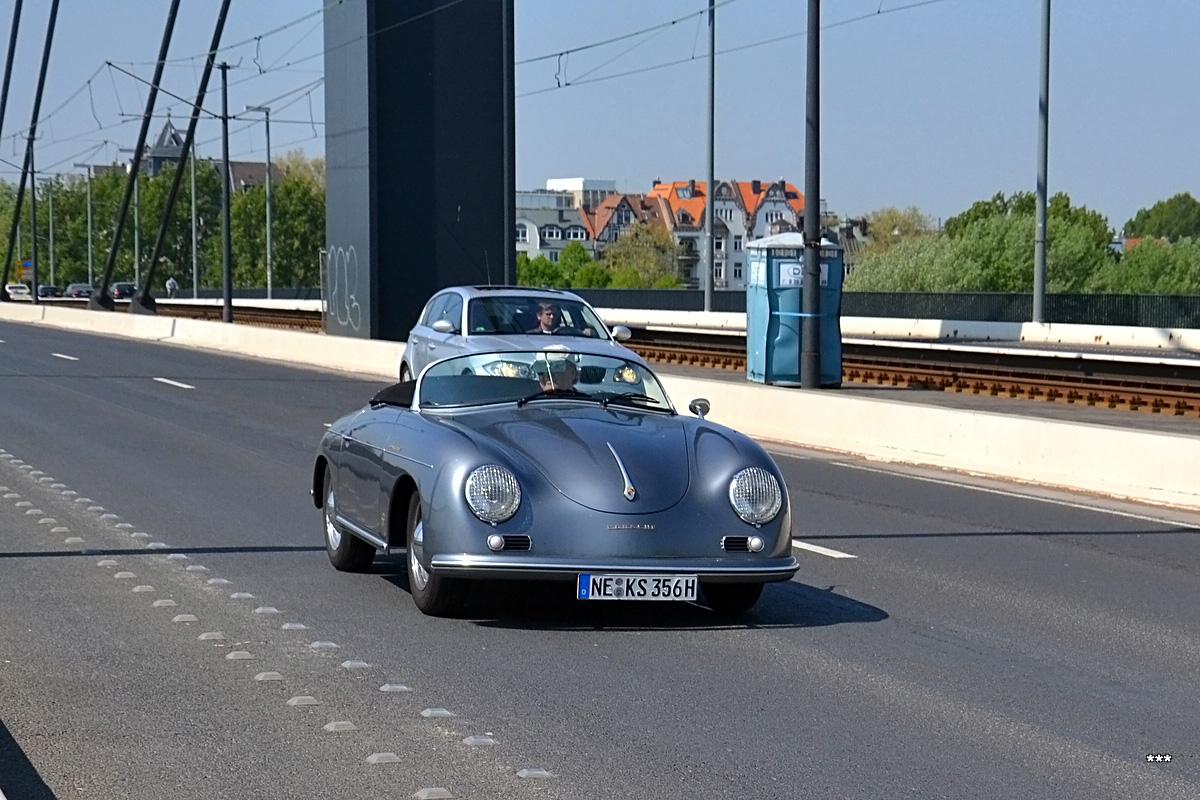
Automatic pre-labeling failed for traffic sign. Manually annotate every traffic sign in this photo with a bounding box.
[19,260,32,281]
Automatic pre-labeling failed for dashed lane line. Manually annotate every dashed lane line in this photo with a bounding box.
[792,539,858,559]
[153,377,195,390]
[50,353,79,361]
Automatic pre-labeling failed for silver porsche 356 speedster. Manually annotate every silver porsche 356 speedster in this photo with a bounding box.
[312,348,799,616]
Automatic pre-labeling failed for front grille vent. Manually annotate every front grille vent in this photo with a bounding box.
[502,535,532,551]
[722,536,750,552]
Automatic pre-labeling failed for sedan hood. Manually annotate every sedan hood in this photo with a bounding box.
[443,406,690,513]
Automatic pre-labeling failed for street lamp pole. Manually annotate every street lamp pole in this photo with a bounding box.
[219,62,232,323]
[191,140,198,297]
[47,178,53,286]
[74,162,93,285]
[120,147,142,287]
[245,104,272,298]
[29,140,37,304]
[1032,0,1051,323]
[702,0,715,312]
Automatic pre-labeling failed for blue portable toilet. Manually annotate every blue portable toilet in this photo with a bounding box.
[745,231,843,387]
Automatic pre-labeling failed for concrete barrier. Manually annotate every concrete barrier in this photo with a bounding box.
[2,303,1197,510]
[657,373,1200,511]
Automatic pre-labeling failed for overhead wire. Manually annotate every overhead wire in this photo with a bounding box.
[517,0,741,66]
[518,0,954,98]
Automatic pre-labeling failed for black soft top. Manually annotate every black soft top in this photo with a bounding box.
[370,380,416,407]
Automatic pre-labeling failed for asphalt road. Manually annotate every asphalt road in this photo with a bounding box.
[0,320,1197,800]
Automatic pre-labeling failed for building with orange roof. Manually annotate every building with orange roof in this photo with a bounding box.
[649,178,805,289]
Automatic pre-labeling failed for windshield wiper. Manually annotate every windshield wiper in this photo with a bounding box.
[516,388,596,407]
[601,392,661,409]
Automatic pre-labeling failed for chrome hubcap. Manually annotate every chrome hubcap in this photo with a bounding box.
[409,519,429,590]
[325,487,341,549]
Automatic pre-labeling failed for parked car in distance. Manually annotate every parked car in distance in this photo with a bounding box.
[37,285,63,299]
[4,282,31,300]
[400,285,638,381]
[64,283,94,298]
[110,281,137,300]
[314,348,798,617]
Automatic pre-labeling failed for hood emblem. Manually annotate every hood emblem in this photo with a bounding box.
[606,442,637,501]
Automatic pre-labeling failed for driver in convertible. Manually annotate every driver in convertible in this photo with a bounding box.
[532,356,579,392]
[527,301,593,336]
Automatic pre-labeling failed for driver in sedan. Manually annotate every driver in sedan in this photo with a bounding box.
[527,301,593,337]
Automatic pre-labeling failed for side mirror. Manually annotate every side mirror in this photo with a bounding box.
[688,398,711,419]
[611,325,632,342]
[431,319,457,334]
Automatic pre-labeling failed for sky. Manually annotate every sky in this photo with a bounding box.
[1,0,1197,232]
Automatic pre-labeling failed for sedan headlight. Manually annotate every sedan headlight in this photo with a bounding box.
[465,465,521,523]
[482,360,531,378]
[613,365,640,383]
[728,467,782,525]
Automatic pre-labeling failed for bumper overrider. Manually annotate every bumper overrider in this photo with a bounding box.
[428,553,799,583]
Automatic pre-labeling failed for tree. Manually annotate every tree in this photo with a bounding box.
[862,206,937,255]
[844,235,981,291]
[556,240,594,285]
[571,262,611,288]
[517,253,567,287]
[1087,238,1200,294]
[600,222,680,285]
[1124,193,1200,241]
[608,266,647,288]
[275,149,325,188]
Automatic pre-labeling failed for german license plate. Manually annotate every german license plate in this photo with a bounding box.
[576,574,698,601]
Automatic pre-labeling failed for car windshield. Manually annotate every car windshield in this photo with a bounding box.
[416,350,670,411]
[464,295,609,340]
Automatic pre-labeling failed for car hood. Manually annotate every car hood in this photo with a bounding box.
[441,405,689,513]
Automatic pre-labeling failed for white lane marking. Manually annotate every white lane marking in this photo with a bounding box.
[51,353,79,361]
[154,377,195,390]
[792,539,858,559]
[830,461,1200,530]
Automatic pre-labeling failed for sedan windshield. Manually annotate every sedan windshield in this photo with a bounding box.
[464,296,609,340]
[417,350,670,411]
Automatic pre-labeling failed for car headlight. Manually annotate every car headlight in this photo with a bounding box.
[613,365,640,383]
[728,467,782,525]
[465,465,521,523]
[482,360,531,378]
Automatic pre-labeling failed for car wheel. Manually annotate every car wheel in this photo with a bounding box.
[701,582,763,615]
[322,469,376,572]
[405,493,465,616]
[399,362,412,382]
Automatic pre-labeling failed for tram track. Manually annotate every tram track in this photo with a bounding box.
[48,300,1200,419]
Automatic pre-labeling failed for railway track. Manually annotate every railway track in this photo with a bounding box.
[58,301,1200,419]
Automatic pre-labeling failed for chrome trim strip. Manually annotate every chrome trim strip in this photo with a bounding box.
[334,514,387,550]
[606,442,637,501]
[386,446,434,469]
[430,553,798,576]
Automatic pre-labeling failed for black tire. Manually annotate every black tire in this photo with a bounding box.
[399,362,412,382]
[701,582,763,615]
[405,493,466,616]
[322,469,376,572]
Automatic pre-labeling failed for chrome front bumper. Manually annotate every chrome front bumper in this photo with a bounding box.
[428,553,799,583]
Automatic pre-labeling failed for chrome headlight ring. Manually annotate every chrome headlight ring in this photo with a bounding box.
[465,465,521,523]
[728,467,782,526]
